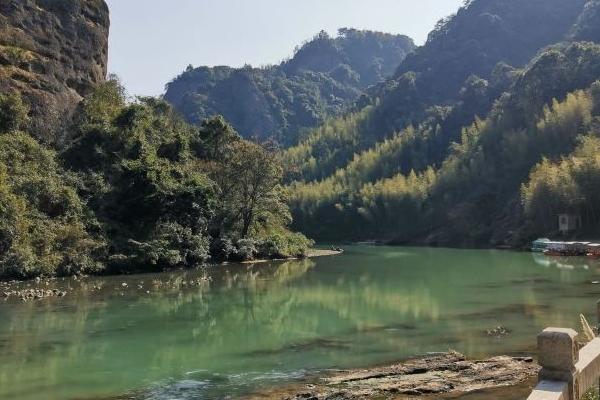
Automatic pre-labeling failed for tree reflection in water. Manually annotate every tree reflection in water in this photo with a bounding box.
[1,247,599,400]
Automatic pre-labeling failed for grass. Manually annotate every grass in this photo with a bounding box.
[583,389,600,400]
[0,28,36,52]
[0,45,35,64]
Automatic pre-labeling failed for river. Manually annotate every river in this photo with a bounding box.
[1,245,599,399]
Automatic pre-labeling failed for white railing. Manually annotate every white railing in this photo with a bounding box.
[528,301,600,400]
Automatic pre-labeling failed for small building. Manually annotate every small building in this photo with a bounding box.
[558,214,582,235]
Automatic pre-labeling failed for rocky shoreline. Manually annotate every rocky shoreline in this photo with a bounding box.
[243,352,538,399]
[242,249,343,264]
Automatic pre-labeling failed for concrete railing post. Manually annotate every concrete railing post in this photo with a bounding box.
[597,299,600,395]
[538,328,579,400]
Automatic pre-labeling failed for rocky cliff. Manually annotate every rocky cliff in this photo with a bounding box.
[0,0,109,143]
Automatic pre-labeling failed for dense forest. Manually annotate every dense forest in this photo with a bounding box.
[0,81,312,279]
[164,29,415,145]
[285,0,600,247]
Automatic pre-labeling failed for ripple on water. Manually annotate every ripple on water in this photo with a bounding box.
[127,370,310,400]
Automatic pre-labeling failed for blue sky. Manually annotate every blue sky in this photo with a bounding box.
[105,0,464,96]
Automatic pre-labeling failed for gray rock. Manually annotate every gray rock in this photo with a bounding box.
[248,352,539,399]
[0,0,109,143]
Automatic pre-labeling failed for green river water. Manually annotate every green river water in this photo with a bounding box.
[1,246,599,400]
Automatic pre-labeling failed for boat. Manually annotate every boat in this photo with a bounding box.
[532,239,600,257]
[587,243,600,259]
[543,241,590,257]
[531,238,551,252]
[543,242,566,257]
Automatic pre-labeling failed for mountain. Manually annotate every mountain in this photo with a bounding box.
[163,29,415,145]
[369,0,588,140]
[394,0,587,103]
[285,0,588,184]
[0,0,109,144]
[286,0,600,247]
[571,0,600,42]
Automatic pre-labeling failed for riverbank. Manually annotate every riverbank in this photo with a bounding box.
[243,352,538,399]
[0,247,343,284]
[307,249,344,258]
[243,249,343,264]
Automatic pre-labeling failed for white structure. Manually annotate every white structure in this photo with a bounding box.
[527,302,600,400]
[559,214,582,235]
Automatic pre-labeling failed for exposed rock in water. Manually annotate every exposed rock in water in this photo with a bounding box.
[0,0,109,143]
[3,288,66,301]
[486,326,511,338]
[247,352,538,399]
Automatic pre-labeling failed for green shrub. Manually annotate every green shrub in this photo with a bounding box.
[0,132,103,279]
[234,239,258,261]
[258,231,314,259]
[0,87,312,278]
[209,237,235,263]
[583,389,599,400]
[0,92,29,134]
[129,222,210,270]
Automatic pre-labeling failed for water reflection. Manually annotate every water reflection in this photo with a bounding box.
[0,247,599,400]
[0,259,324,400]
[532,253,598,271]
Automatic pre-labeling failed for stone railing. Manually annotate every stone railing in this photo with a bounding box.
[528,302,600,400]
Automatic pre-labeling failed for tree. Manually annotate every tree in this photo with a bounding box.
[219,141,288,238]
[591,80,600,115]
[0,92,29,133]
[0,132,102,278]
[194,116,241,161]
[77,75,126,127]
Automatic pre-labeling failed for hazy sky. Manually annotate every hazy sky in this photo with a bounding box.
[105,0,464,97]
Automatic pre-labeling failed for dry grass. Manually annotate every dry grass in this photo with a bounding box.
[0,45,36,64]
[0,27,36,51]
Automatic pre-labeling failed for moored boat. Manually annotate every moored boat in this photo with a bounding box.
[542,241,592,257]
[531,238,551,252]
[587,243,600,259]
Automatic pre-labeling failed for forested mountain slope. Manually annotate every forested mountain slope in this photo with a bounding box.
[571,0,600,41]
[394,0,587,104]
[164,29,415,145]
[285,0,588,183]
[286,0,600,247]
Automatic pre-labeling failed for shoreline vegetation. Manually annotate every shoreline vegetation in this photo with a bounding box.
[0,83,315,281]
[0,247,342,288]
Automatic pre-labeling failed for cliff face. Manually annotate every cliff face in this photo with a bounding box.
[0,0,109,143]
